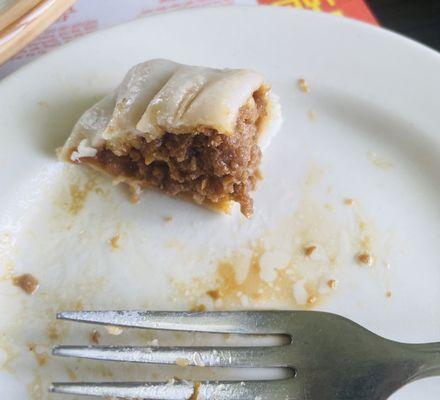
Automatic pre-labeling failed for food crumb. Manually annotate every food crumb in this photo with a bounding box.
[307,295,317,305]
[105,326,123,336]
[386,291,392,298]
[304,245,317,257]
[162,216,173,222]
[175,358,190,367]
[206,289,220,300]
[12,273,39,295]
[327,279,338,289]
[191,304,206,312]
[308,110,317,121]
[298,78,310,93]
[344,198,355,206]
[109,234,120,251]
[189,382,201,400]
[90,330,101,344]
[357,252,374,267]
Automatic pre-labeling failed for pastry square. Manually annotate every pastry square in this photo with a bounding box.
[59,59,280,217]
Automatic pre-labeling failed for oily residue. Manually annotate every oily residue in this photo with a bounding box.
[67,179,96,215]
[174,164,388,311]
[27,375,43,400]
[28,343,48,366]
[0,334,19,373]
[207,245,328,310]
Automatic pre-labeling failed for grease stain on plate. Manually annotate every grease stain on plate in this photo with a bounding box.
[172,164,389,311]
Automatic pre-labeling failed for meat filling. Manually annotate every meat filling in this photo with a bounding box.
[86,90,267,217]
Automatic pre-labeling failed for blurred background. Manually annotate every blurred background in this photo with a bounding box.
[368,0,439,50]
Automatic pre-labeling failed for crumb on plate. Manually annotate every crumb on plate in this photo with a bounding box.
[109,233,120,250]
[357,252,374,267]
[298,78,310,93]
[105,326,123,336]
[91,330,101,344]
[304,245,317,256]
[12,273,39,295]
[175,358,190,367]
[206,289,220,300]
[327,279,338,289]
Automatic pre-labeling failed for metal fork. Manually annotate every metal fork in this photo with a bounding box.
[50,310,440,399]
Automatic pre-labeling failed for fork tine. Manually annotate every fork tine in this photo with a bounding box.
[49,380,193,399]
[57,310,291,334]
[50,379,299,399]
[52,345,291,367]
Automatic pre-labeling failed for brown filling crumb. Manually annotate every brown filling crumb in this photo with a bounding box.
[304,245,317,256]
[357,252,373,266]
[83,90,268,217]
[298,78,310,93]
[327,279,338,289]
[12,273,39,295]
[206,289,220,300]
[90,330,101,344]
[189,382,201,400]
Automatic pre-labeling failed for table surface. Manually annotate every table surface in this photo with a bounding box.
[368,0,440,51]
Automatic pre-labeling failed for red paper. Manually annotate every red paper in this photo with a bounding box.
[257,0,378,25]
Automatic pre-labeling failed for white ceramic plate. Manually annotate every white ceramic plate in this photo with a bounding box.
[0,6,439,399]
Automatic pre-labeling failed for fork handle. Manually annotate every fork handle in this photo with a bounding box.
[402,342,440,379]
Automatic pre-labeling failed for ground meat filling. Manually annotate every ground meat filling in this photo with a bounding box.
[93,90,267,217]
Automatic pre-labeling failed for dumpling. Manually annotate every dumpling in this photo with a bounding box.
[58,59,281,217]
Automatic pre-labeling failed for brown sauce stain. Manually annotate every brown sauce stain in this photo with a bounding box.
[0,334,19,373]
[28,343,48,366]
[298,78,310,93]
[47,320,63,341]
[0,232,16,281]
[67,178,96,215]
[207,247,322,310]
[27,375,43,400]
[12,273,39,294]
